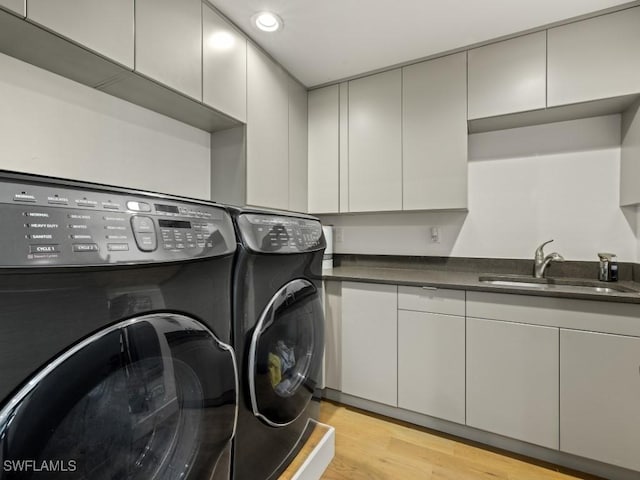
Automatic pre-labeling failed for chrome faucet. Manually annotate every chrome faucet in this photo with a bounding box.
[533,240,565,278]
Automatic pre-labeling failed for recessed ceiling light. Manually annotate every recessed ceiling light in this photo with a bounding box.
[252,11,283,32]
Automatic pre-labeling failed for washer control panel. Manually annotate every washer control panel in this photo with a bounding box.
[0,176,236,267]
[237,213,325,254]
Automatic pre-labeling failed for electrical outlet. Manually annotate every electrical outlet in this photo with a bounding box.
[430,226,440,243]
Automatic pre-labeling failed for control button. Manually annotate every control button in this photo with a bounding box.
[68,224,88,229]
[127,201,151,212]
[102,202,120,210]
[29,244,60,254]
[197,242,206,248]
[68,214,91,220]
[107,243,129,252]
[163,243,174,250]
[106,235,127,240]
[14,193,36,202]
[48,196,69,205]
[76,200,97,208]
[27,234,53,240]
[72,243,99,253]
[24,212,49,218]
[70,234,92,240]
[186,242,196,249]
[103,216,125,222]
[175,243,185,249]
[25,223,59,229]
[131,216,155,233]
[133,232,157,252]
[105,225,126,231]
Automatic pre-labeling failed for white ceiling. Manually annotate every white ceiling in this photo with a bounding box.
[209,0,634,87]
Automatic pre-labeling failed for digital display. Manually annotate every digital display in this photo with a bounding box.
[155,204,180,214]
[158,219,192,229]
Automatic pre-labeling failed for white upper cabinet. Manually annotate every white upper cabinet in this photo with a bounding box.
[246,43,289,210]
[0,0,23,16]
[560,329,640,471]
[308,85,340,214]
[28,0,133,68]
[403,52,467,210]
[548,7,640,107]
[348,70,402,212]
[288,77,309,213]
[202,4,246,122]
[135,0,202,100]
[621,99,640,207]
[468,32,546,119]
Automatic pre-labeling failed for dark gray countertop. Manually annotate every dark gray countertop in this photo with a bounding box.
[322,265,640,304]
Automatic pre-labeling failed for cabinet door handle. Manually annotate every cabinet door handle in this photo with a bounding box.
[422,286,437,291]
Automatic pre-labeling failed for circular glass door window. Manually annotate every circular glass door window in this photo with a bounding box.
[249,279,324,427]
[0,314,237,480]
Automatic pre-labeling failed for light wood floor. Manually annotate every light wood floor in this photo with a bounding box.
[318,401,602,480]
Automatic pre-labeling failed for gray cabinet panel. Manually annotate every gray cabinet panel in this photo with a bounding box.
[288,77,308,213]
[620,99,640,206]
[308,85,339,214]
[548,7,640,107]
[136,0,202,100]
[246,43,289,210]
[348,70,402,212]
[341,282,397,406]
[0,0,23,16]
[560,329,640,471]
[203,4,246,122]
[398,311,465,424]
[28,0,133,68]
[402,52,467,210]
[467,317,559,449]
[468,32,546,119]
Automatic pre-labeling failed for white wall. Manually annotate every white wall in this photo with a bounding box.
[321,115,638,262]
[0,52,211,199]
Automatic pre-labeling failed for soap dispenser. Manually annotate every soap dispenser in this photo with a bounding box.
[597,253,618,282]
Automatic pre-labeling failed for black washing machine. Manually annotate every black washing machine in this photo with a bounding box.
[0,171,239,480]
[229,207,325,480]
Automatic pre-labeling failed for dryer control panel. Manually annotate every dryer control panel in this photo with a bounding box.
[237,213,325,254]
[0,175,236,267]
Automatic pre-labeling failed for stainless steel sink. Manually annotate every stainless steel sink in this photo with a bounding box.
[478,276,637,294]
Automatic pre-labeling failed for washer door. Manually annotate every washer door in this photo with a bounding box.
[0,314,237,480]
[249,279,324,427]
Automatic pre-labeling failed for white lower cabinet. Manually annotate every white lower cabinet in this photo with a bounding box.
[560,329,640,471]
[398,310,465,424]
[341,282,397,407]
[466,317,559,449]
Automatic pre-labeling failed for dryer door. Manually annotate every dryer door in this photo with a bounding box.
[0,314,237,480]
[249,279,324,427]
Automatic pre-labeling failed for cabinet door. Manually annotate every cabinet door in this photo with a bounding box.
[467,317,559,449]
[468,32,546,119]
[348,70,402,212]
[560,329,640,471]
[288,77,308,213]
[0,0,24,16]
[246,44,289,210]
[621,99,640,207]
[308,85,340,214]
[398,310,465,424]
[403,52,467,210]
[135,0,202,100]
[203,4,246,122]
[341,282,397,406]
[548,7,640,107]
[28,0,133,68]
